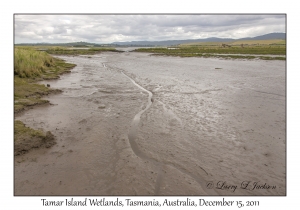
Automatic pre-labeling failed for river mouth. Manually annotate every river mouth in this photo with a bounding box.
[15,52,286,195]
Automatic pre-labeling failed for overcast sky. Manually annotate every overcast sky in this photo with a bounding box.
[14,14,286,43]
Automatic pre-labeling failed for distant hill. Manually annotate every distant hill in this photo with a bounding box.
[112,38,235,46]
[239,33,286,40]
[112,33,286,46]
[15,33,285,47]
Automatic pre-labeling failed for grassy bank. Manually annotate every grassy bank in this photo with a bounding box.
[45,47,121,55]
[14,120,55,155]
[134,45,286,60]
[180,39,286,46]
[15,47,76,79]
[14,47,76,113]
[14,47,76,155]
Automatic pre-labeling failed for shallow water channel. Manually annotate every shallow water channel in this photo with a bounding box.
[15,52,286,195]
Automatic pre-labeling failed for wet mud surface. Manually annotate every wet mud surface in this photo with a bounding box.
[15,52,286,195]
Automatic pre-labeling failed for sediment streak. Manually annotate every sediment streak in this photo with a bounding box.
[104,63,214,195]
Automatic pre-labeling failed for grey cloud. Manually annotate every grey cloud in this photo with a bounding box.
[14,14,285,43]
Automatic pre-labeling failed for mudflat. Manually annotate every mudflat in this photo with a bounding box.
[14,51,285,195]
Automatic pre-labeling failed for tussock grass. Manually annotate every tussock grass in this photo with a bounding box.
[14,47,76,113]
[14,47,55,78]
[14,46,76,154]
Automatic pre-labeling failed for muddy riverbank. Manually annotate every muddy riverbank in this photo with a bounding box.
[15,52,286,195]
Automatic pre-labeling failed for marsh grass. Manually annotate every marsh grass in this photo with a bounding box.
[14,120,56,155]
[14,47,78,154]
[46,47,121,55]
[14,76,54,113]
[14,47,55,78]
[135,45,286,60]
[14,120,45,140]
[14,47,76,113]
[181,39,286,46]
